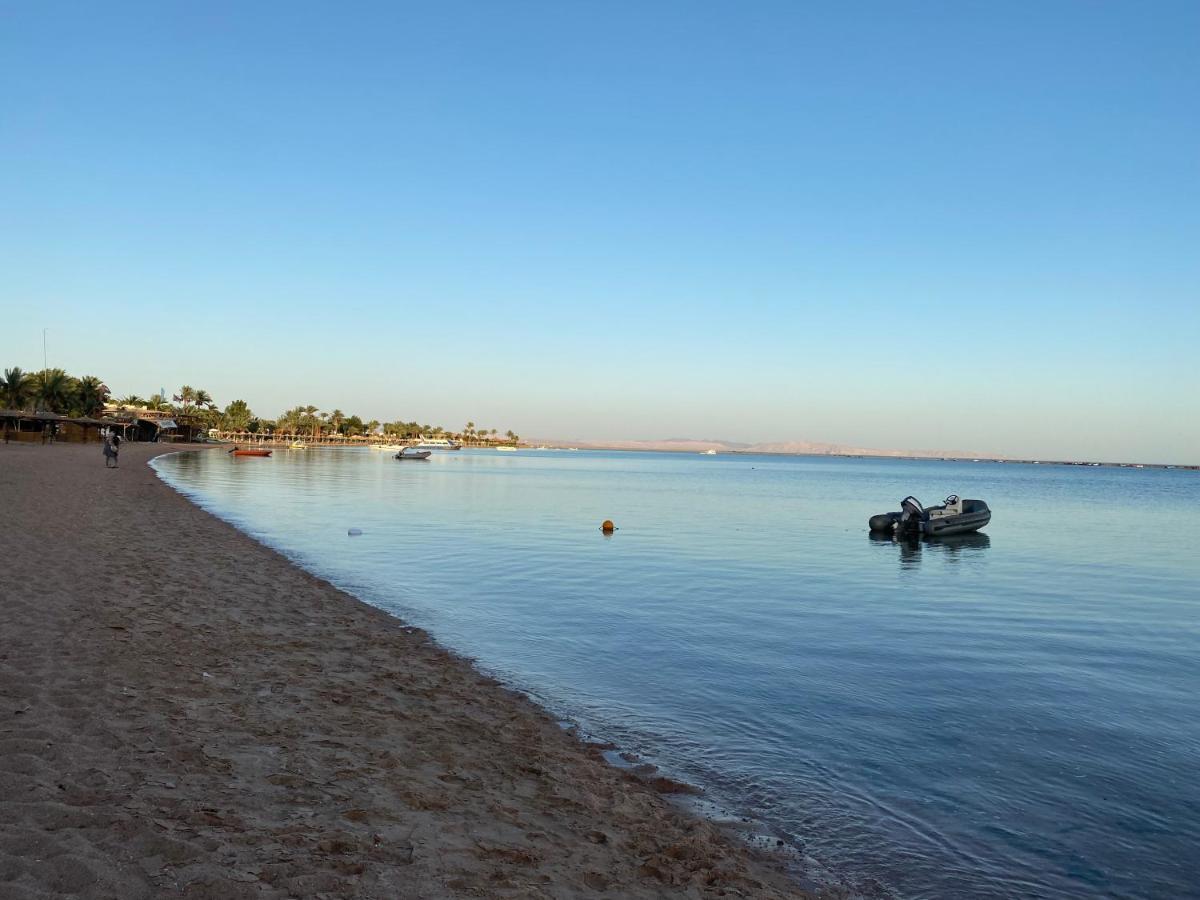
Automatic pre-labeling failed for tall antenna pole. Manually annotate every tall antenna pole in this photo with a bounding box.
[43,328,48,370]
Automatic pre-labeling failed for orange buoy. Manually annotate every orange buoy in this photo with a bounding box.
[601,519,616,533]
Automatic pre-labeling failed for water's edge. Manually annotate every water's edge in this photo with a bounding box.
[150,451,878,898]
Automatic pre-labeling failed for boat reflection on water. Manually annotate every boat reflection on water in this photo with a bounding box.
[869,529,991,569]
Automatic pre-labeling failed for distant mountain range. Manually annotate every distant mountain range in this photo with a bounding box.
[529,437,1002,460]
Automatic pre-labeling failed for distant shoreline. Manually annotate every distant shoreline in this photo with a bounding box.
[525,442,1199,471]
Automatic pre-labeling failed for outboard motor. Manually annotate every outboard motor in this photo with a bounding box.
[896,496,925,535]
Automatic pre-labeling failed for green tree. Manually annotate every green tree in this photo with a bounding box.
[116,394,145,408]
[73,375,110,417]
[328,409,345,435]
[367,419,380,436]
[1,367,31,410]
[33,368,75,413]
[222,399,254,431]
[276,406,305,435]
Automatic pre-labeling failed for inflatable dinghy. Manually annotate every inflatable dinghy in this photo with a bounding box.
[869,495,990,536]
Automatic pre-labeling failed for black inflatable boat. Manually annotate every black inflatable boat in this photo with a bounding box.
[869,494,991,536]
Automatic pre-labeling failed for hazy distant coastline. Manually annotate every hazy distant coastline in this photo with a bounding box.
[527,438,1198,470]
[530,436,1000,459]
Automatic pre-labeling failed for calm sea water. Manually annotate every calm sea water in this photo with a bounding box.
[153,449,1200,899]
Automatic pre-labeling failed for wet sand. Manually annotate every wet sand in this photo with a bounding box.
[1,442,823,898]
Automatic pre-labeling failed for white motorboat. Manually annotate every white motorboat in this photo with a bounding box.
[869,494,991,537]
[395,448,432,461]
[415,436,461,451]
[496,445,517,452]
[700,449,717,455]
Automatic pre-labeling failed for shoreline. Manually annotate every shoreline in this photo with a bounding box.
[189,438,1197,470]
[153,449,868,897]
[523,443,1199,470]
[2,442,829,898]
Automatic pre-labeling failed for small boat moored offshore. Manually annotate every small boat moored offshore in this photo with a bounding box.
[229,447,272,457]
[394,448,432,461]
[415,436,461,451]
[869,494,991,537]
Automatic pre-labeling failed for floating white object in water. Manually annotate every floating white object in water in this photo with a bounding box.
[348,528,363,536]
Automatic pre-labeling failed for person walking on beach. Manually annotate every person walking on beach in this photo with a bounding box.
[103,435,118,468]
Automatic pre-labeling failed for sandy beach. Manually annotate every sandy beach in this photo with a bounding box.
[1,442,821,899]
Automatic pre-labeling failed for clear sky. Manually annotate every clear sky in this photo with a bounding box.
[2,2,1197,462]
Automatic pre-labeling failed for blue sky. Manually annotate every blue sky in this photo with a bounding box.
[2,2,1197,461]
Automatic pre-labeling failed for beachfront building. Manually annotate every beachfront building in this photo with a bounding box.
[0,409,113,444]
[102,405,208,442]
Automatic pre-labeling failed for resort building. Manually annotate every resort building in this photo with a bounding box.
[101,405,208,442]
[0,409,112,443]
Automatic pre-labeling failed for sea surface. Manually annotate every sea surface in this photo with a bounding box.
[153,448,1200,899]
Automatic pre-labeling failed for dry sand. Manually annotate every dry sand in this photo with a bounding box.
[0,442,825,899]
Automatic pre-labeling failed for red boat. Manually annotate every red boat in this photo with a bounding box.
[229,448,272,457]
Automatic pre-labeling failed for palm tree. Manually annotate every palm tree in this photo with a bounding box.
[74,375,110,417]
[1,367,31,410]
[221,399,253,431]
[329,409,345,436]
[147,392,171,412]
[304,405,320,439]
[195,388,214,410]
[33,368,74,413]
[116,394,145,409]
[367,419,380,436]
[276,406,304,436]
[176,385,196,412]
